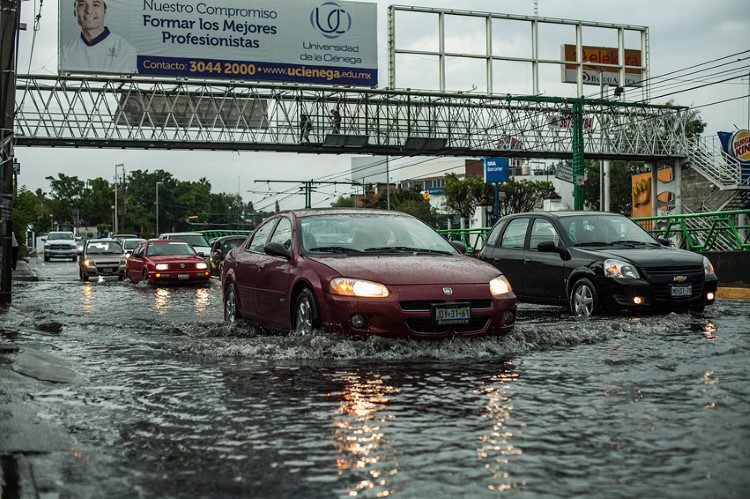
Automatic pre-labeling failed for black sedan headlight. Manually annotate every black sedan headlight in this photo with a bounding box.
[702,256,716,276]
[604,259,639,279]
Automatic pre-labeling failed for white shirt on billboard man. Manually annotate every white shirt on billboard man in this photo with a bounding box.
[60,0,137,74]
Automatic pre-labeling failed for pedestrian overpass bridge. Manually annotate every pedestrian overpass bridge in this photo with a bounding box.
[13,74,691,161]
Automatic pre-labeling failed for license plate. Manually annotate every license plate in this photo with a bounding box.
[671,284,692,297]
[178,274,190,280]
[433,303,471,325]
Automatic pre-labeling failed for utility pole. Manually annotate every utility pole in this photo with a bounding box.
[114,163,124,233]
[0,0,20,305]
[386,156,390,210]
[254,179,362,209]
[572,99,585,210]
[155,181,163,236]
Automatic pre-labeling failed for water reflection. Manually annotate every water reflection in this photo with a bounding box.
[154,287,171,314]
[152,287,211,315]
[79,284,94,314]
[330,371,400,497]
[477,359,524,492]
[194,288,210,314]
[702,321,717,341]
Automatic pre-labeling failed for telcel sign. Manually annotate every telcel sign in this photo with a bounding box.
[58,0,377,86]
[484,158,509,183]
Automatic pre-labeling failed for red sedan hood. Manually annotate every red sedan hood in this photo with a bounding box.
[310,254,500,285]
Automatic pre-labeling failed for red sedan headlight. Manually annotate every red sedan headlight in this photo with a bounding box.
[490,275,512,296]
[330,277,390,298]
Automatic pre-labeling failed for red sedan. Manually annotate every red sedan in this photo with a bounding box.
[126,239,210,286]
[221,209,517,338]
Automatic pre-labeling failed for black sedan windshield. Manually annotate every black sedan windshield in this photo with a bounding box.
[559,214,659,246]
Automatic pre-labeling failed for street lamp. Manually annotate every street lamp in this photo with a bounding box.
[155,181,163,236]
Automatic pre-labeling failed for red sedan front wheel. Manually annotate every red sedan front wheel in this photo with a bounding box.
[293,288,319,335]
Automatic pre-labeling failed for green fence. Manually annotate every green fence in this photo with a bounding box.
[632,209,750,251]
[437,227,492,255]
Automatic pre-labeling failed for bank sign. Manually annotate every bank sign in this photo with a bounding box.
[58,0,378,86]
[484,157,509,183]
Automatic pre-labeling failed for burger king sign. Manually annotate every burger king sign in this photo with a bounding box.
[728,129,750,164]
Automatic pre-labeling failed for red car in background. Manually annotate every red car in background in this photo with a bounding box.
[221,208,517,338]
[125,239,210,286]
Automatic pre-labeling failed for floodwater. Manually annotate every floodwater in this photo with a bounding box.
[2,258,749,498]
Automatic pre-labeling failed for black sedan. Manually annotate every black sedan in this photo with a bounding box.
[479,211,718,316]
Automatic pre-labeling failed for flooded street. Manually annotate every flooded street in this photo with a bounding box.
[2,258,749,498]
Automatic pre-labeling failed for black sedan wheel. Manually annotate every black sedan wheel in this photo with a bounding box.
[224,285,241,322]
[570,278,599,317]
[293,288,319,335]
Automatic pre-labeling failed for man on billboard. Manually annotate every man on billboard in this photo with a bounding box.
[60,0,137,74]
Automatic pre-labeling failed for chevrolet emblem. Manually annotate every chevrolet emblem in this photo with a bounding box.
[673,275,687,283]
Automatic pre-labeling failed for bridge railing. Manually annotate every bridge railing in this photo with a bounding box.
[14,74,691,159]
[198,230,251,242]
[632,210,750,251]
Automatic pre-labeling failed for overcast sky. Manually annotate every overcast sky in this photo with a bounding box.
[12,0,750,211]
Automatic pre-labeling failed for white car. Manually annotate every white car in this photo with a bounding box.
[121,237,146,256]
[44,231,78,262]
[158,232,211,258]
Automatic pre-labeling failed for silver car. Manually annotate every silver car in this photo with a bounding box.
[79,239,127,281]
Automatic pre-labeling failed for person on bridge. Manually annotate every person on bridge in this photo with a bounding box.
[300,114,313,143]
[330,109,342,134]
[60,0,138,75]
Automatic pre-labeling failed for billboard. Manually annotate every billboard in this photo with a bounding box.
[59,0,378,86]
[561,45,643,87]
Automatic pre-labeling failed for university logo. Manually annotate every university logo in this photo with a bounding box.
[310,2,352,39]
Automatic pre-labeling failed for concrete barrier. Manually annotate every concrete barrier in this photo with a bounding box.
[700,251,750,288]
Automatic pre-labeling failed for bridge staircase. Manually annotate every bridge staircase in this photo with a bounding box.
[686,137,749,212]
[678,138,749,250]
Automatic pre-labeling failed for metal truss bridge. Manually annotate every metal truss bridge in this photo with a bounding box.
[13,75,691,161]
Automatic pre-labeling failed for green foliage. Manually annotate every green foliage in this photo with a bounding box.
[365,186,439,227]
[26,168,253,238]
[442,173,490,221]
[331,195,355,207]
[496,178,555,216]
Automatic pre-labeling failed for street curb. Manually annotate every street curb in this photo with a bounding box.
[9,259,39,282]
[716,287,750,299]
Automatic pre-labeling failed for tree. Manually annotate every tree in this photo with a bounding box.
[442,173,491,226]
[365,186,439,227]
[45,173,86,226]
[496,178,555,217]
[331,195,355,207]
